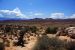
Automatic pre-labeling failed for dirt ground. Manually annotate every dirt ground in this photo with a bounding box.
[5,36,37,50]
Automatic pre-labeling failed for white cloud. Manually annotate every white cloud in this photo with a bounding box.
[50,13,65,19]
[69,14,75,18]
[28,12,44,18]
[29,12,43,16]
[0,8,75,19]
[0,8,27,19]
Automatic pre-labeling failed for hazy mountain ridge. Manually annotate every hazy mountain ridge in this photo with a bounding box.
[0,18,75,22]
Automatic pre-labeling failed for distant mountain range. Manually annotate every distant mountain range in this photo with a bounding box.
[0,18,75,23]
[0,18,75,27]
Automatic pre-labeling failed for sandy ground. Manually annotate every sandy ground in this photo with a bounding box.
[47,34,56,38]
[47,34,75,42]
[5,37,37,50]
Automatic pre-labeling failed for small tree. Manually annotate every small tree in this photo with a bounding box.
[21,26,30,33]
[5,26,11,33]
[30,26,38,33]
[17,31,25,47]
[45,27,57,34]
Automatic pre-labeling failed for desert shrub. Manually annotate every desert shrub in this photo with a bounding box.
[33,35,67,50]
[0,42,5,50]
[30,26,38,33]
[17,30,26,47]
[45,27,57,34]
[5,26,11,33]
[4,40,10,47]
[66,41,75,50]
[22,26,30,33]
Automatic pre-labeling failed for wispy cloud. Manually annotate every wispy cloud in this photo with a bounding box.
[0,8,44,19]
[28,12,44,18]
[0,8,75,19]
[29,12,43,16]
[50,13,75,19]
[69,14,75,18]
[50,13,65,19]
[0,8,27,19]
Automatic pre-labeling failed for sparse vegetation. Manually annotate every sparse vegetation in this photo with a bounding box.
[0,42,5,50]
[0,24,75,50]
[33,35,67,50]
[45,27,57,34]
[66,41,75,50]
[30,26,38,33]
[24,27,30,33]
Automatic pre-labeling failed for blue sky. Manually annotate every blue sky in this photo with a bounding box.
[0,0,75,20]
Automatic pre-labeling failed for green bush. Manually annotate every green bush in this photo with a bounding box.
[45,27,57,34]
[5,26,11,33]
[30,26,38,33]
[33,35,67,50]
[22,26,30,33]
